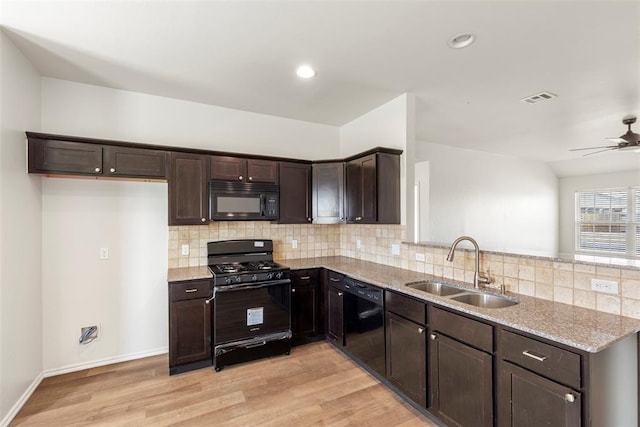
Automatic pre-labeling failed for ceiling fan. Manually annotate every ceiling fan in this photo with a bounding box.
[570,115,640,156]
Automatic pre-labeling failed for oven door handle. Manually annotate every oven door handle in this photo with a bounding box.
[215,279,291,293]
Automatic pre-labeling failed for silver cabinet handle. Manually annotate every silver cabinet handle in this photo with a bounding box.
[356,217,362,221]
[204,294,215,304]
[565,393,575,403]
[292,288,296,293]
[300,276,310,280]
[110,167,116,173]
[522,350,547,362]
[248,176,253,181]
[418,327,424,334]
[338,292,343,296]
[307,217,312,222]
[184,288,198,293]
[330,278,341,282]
[238,175,243,180]
[430,333,437,340]
[94,167,101,173]
[201,218,206,223]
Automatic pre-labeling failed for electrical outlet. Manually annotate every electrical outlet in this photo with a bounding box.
[356,239,362,249]
[181,244,189,256]
[99,248,109,260]
[391,244,400,256]
[292,239,298,249]
[415,253,426,262]
[591,278,619,294]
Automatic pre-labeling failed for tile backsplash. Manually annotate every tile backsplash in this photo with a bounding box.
[168,222,640,319]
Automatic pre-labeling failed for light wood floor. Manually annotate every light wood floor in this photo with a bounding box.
[12,341,437,426]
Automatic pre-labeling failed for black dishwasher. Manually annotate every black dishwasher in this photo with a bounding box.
[344,277,385,376]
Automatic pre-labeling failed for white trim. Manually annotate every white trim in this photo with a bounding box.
[43,347,168,378]
[0,372,44,427]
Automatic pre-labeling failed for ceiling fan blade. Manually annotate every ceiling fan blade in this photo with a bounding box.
[582,148,617,156]
[569,145,617,151]
[606,137,626,143]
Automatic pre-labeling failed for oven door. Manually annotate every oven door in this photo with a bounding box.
[214,279,291,345]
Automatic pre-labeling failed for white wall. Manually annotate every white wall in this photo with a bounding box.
[41,78,340,160]
[0,30,42,423]
[42,179,168,372]
[415,142,559,257]
[558,170,640,257]
[339,94,409,225]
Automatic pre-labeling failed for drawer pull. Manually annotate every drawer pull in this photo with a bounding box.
[184,288,198,293]
[338,292,343,296]
[430,333,437,340]
[418,327,424,334]
[299,276,310,280]
[292,288,296,293]
[522,350,547,362]
[565,393,575,403]
[330,278,341,282]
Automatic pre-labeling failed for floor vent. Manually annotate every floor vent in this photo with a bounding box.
[521,91,557,104]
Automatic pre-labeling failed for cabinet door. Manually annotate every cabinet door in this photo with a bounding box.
[210,155,246,181]
[312,163,345,224]
[360,154,377,223]
[386,312,427,407]
[169,152,209,225]
[247,159,278,183]
[169,298,212,367]
[345,160,362,223]
[498,362,581,427]
[430,332,493,427]
[279,162,311,224]
[326,285,344,346]
[103,146,167,178]
[28,139,103,175]
[292,283,319,339]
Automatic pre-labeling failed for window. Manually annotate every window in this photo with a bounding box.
[576,187,640,258]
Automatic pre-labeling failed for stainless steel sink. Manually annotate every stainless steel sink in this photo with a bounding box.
[450,293,519,308]
[406,280,467,296]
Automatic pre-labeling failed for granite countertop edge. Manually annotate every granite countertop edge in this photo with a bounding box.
[168,256,640,354]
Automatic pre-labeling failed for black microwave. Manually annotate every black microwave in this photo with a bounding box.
[209,181,279,221]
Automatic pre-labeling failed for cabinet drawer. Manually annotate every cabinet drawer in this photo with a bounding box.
[430,306,493,353]
[169,280,212,302]
[500,330,581,389]
[386,291,426,325]
[292,269,319,284]
[326,270,345,289]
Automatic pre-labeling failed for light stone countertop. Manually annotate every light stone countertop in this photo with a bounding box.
[168,256,640,353]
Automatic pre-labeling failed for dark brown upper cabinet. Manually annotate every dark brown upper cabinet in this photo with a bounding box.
[210,155,278,183]
[345,152,400,224]
[169,152,209,226]
[28,137,167,179]
[312,162,345,224]
[279,162,312,224]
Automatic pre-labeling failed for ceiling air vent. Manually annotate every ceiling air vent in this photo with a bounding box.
[520,91,558,104]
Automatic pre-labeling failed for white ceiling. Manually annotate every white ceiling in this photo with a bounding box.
[1,1,639,176]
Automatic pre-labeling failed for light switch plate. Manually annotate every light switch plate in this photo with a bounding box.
[356,240,362,249]
[415,253,426,262]
[181,244,189,256]
[99,248,109,260]
[391,244,400,256]
[292,239,298,249]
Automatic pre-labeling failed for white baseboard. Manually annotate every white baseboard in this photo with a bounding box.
[0,372,44,427]
[0,347,168,427]
[43,347,168,378]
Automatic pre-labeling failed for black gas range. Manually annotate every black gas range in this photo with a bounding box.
[207,239,291,371]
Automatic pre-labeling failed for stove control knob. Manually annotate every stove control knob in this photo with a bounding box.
[266,273,274,280]
[224,277,232,284]
[275,272,283,279]
[235,276,242,283]
[251,275,258,281]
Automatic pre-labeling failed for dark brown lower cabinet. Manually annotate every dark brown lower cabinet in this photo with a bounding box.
[386,311,427,406]
[498,361,581,427]
[169,280,213,374]
[291,269,322,343]
[325,271,345,346]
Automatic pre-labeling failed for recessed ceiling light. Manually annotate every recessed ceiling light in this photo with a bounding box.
[296,65,317,79]
[448,33,475,49]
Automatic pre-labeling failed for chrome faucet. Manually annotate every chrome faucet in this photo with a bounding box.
[446,236,490,289]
